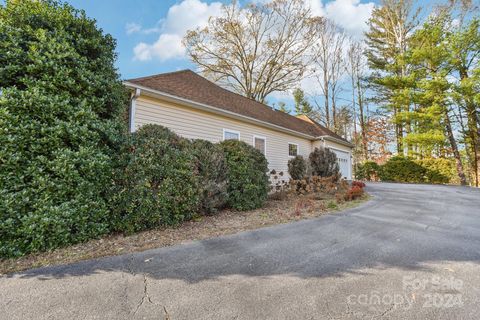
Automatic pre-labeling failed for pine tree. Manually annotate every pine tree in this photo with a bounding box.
[293,88,313,116]
[365,0,420,155]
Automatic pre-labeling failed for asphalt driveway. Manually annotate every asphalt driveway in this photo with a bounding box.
[2,183,480,319]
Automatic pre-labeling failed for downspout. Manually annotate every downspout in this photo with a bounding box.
[129,88,141,133]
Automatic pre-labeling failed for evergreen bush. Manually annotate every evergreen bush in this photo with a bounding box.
[110,125,200,233]
[288,155,307,180]
[0,0,126,257]
[220,140,269,210]
[190,139,228,214]
[308,147,340,178]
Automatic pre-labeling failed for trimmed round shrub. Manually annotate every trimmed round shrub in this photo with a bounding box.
[378,156,427,183]
[0,0,126,257]
[288,155,307,180]
[309,147,340,178]
[190,139,228,214]
[355,161,380,181]
[110,125,200,233]
[220,140,269,210]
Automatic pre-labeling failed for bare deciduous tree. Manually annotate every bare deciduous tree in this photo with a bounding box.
[311,18,347,131]
[183,0,321,104]
[346,40,369,161]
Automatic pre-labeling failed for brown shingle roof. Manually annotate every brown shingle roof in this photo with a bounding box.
[126,70,350,144]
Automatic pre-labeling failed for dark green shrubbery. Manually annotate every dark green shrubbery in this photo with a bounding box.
[0,0,126,257]
[378,156,449,184]
[190,139,228,214]
[378,156,426,183]
[355,161,380,181]
[220,140,269,210]
[309,147,340,178]
[288,155,307,180]
[110,125,200,233]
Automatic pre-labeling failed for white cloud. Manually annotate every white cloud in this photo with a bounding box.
[134,34,186,62]
[324,0,375,37]
[305,0,325,17]
[131,0,223,62]
[305,0,374,37]
[126,22,142,35]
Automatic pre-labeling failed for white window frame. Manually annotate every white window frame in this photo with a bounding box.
[223,128,241,141]
[288,142,299,157]
[252,135,267,155]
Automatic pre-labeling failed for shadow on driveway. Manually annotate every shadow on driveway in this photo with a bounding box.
[7,183,480,283]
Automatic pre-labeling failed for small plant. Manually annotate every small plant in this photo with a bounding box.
[309,147,340,178]
[288,155,307,180]
[344,186,364,201]
[269,170,290,201]
[352,180,366,188]
[327,201,338,209]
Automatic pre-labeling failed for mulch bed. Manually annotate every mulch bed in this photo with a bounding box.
[0,194,369,275]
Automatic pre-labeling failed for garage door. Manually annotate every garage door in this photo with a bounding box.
[331,149,351,180]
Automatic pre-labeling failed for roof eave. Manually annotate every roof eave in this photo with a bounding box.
[317,135,355,148]
[124,81,318,140]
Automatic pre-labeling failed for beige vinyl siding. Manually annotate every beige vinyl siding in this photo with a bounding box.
[135,96,312,176]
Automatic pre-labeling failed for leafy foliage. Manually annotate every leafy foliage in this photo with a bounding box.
[110,125,200,233]
[308,147,340,178]
[344,186,364,201]
[378,156,449,184]
[190,139,228,214]
[220,140,269,210]
[0,0,126,257]
[288,155,307,180]
[354,161,380,181]
[416,158,456,184]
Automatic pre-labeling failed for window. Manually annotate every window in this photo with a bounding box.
[223,129,240,141]
[288,143,298,157]
[253,136,266,155]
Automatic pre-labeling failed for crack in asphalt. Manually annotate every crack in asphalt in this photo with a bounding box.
[132,274,153,315]
[132,274,170,319]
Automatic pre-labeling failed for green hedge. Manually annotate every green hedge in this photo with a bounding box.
[354,161,380,181]
[356,157,453,184]
[190,139,228,214]
[110,127,270,232]
[109,125,200,233]
[220,140,270,210]
[0,0,126,257]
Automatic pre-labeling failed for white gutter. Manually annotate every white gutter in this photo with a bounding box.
[129,88,141,133]
[319,135,355,148]
[124,82,317,140]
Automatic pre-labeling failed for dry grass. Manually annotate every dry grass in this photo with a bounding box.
[0,193,370,275]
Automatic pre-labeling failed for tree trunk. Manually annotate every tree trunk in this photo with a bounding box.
[356,78,368,160]
[444,111,467,186]
[324,74,330,128]
[459,68,479,187]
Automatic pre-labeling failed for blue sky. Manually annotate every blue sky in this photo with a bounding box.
[64,0,380,80]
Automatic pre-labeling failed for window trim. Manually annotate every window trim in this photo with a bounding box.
[222,128,241,141]
[288,142,299,157]
[252,135,267,155]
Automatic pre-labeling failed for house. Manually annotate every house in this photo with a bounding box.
[124,70,354,180]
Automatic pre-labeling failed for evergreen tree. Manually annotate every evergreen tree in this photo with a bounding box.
[365,0,420,154]
[293,88,313,116]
